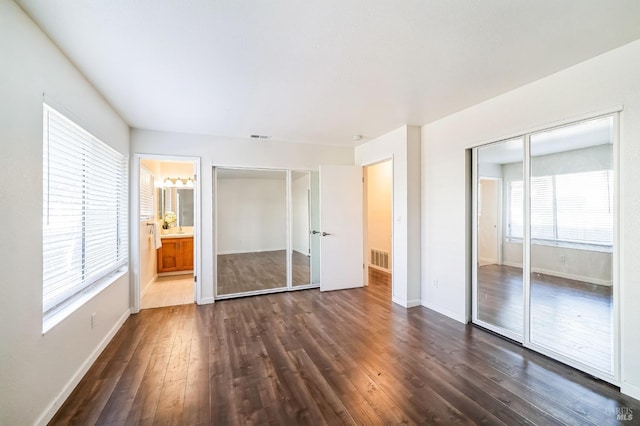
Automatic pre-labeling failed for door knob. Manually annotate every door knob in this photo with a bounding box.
[321,232,332,236]
[311,230,320,235]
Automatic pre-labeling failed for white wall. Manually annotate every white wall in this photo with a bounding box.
[292,172,311,255]
[422,39,640,399]
[355,126,421,307]
[217,176,287,254]
[366,160,393,265]
[131,129,353,303]
[0,2,131,424]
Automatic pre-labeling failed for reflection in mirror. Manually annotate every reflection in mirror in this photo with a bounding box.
[529,116,614,373]
[291,171,311,286]
[163,187,194,227]
[216,168,287,296]
[476,137,524,337]
[310,172,320,285]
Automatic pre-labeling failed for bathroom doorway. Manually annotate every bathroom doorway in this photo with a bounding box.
[363,160,393,292]
[134,155,200,310]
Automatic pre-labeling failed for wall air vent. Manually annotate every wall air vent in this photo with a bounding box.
[370,248,390,271]
[250,134,271,139]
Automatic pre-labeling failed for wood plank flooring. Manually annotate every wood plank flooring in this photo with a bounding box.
[477,264,613,372]
[217,250,311,296]
[50,281,639,425]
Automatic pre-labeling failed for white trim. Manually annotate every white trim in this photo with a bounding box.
[464,105,624,150]
[198,296,215,305]
[406,298,421,308]
[36,309,130,426]
[421,299,468,324]
[478,257,498,266]
[621,381,640,401]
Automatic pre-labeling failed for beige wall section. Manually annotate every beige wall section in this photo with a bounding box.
[0,2,131,425]
[478,179,499,265]
[422,39,640,399]
[366,160,393,268]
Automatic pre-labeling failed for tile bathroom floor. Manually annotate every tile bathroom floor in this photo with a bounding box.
[141,274,194,309]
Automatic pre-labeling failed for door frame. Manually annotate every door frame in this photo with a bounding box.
[131,153,202,313]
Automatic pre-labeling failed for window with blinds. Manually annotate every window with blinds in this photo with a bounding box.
[139,166,155,220]
[507,170,613,246]
[42,104,128,327]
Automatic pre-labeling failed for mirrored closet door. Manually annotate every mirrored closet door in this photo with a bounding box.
[472,114,617,383]
[215,168,320,298]
[473,137,524,340]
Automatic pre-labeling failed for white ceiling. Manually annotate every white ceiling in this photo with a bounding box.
[15,0,640,147]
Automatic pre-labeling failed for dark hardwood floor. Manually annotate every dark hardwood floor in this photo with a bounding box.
[477,264,613,373]
[217,251,312,296]
[50,281,639,425]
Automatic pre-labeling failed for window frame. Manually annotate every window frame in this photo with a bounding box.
[42,103,128,332]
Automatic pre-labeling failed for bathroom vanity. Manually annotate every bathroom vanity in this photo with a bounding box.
[157,234,194,273]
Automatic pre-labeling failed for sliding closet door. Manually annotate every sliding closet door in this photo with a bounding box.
[291,171,318,287]
[216,168,288,296]
[528,116,615,375]
[474,138,524,339]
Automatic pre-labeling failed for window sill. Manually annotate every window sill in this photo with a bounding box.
[42,267,128,335]
[505,238,612,253]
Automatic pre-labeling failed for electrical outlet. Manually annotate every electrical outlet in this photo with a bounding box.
[433,280,439,288]
[559,255,566,263]
[91,313,96,329]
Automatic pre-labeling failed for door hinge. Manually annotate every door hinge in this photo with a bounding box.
[194,275,197,282]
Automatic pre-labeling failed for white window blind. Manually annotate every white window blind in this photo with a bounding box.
[530,176,555,240]
[508,181,524,238]
[42,104,128,322]
[508,170,613,246]
[140,167,154,220]
[556,170,613,244]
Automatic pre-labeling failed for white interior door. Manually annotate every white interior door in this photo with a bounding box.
[319,165,363,291]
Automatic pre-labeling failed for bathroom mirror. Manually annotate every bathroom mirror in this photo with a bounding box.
[161,187,194,226]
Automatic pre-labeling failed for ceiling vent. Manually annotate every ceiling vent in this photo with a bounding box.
[250,134,271,139]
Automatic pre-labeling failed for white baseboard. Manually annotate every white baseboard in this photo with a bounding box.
[391,296,407,307]
[198,296,215,305]
[479,257,498,266]
[421,299,468,324]
[391,297,421,308]
[501,261,612,286]
[36,308,131,426]
[368,263,392,273]
[217,248,287,255]
[621,380,640,401]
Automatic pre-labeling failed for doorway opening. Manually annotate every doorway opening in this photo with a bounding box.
[363,160,393,292]
[137,157,199,310]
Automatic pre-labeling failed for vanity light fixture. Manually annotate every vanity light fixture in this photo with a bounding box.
[163,177,194,188]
